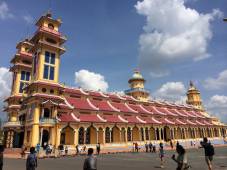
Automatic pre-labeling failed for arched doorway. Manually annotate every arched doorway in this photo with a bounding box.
[78,127,85,144]
[89,126,97,144]
[105,127,111,143]
[150,127,156,140]
[127,127,132,141]
[60,126,74,145]
[98,128,104,144]
[112,126,120,143]
[42,130,49,147]
[132,126,139,141]
[164,126,170,141]
[121,128,126,142]
[140,128,144,141]
[145,127,149,140]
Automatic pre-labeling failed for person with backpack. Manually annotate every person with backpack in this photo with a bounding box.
[159,143,165,168]
[200,137,215,170]
[172,145,191,170]
[83,148,97,170]
[26,147,37,170]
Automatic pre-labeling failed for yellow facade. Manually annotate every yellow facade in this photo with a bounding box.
[3,12,227,151]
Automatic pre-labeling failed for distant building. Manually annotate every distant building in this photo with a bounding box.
[3,12,227,149]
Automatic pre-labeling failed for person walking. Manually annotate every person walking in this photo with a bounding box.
[76,144,80,155]
[159,143,165,168]
[152,144,156,153]
[170,140,174,150]
[0,145,4,170]
[149,142,153,152]
[83,148,97,170]
[135,142,139,152]
[96,143,101,155]
[145,142,149,152]
[200,137,215,170]
[26,147,37,170]
[172,145,190,170]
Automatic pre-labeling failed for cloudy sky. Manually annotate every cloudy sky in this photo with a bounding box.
[0,0,227,122]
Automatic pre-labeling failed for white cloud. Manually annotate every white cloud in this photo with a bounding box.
[135,0,223,76]
[153,81,186,103]
[0,67,12,120]
[206,95,227,123]
[75,69,108,92]
[23,15,34,24]
[0,1,13,20]
[203,69,227,90]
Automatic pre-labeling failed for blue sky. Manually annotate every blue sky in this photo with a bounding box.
[0,0,227,122]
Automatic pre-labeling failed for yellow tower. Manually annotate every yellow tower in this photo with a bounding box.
[186,81,203,110]
[22,11,66,147]
[125,69,150,102]
[4,39,33,148]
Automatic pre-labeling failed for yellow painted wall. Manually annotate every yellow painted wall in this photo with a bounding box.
[132,127,139,141]
[112,127,120,142]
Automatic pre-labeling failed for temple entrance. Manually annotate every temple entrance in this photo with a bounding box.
[156,128,160,140]
[164,126,170,141]
[60,126,74,145]
[132,126,139,141]
[42,130,49,147]
[13,131,24,148]
[105,127,111,143]
[112,126,120,143]
[127,127,132,141]
[150,127,155,140]
[89,126,97,144]
[98,128,104,144]
[78,127,85,144]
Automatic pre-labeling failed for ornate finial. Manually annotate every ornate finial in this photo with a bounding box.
[46,10,52,18]
[189,80,194,87]
[134,68,140,74]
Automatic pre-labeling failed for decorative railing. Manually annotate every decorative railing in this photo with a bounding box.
[39,118,56,125]
[124,88,150,94]
[3,121,22,127]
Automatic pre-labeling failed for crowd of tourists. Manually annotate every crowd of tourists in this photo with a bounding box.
[0,137,217,170]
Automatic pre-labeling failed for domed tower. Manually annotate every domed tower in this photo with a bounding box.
[186,81,203,110]
[125,69,150,102]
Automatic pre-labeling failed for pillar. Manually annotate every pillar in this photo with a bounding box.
[84,128,87,144]
[110,129,112,143]
[39,128,43,145]
[125,128,128,142]
[31,105,40,147]
[96,129,99,144]
[74,129,78,146]
[55,128,61,148]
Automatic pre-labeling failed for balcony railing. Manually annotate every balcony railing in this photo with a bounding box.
[39,118,56,125]
[124,88,150,94]
[3,121,22,127]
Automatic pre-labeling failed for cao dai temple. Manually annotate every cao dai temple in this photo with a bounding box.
[3,12,227,150]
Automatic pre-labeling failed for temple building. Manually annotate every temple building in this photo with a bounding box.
[3,12,227,149]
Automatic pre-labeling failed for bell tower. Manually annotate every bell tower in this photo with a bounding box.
[30,11,66,83]
[125,69,150,102]
[186,81,203,110]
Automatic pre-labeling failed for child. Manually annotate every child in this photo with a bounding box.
[159,143,165,168]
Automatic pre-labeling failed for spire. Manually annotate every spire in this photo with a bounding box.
[189,80,194,88]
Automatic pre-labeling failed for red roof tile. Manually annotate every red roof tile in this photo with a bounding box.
[66,97,98,110]
[110,102,137,113]
[91,100,117,112]
[79,114,104,123]
[101,114,124,123]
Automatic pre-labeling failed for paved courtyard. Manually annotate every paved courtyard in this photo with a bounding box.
[4,146,227,170]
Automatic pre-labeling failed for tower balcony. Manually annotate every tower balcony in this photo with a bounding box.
[39,117,56,126]
[124,88,150,95]
[3,121,23,128]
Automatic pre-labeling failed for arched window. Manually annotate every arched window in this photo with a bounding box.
[127,127,131,141]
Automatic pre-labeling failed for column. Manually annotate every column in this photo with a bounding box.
[55,128,61,148]
[155,128,157,140]
[96,129,99,144]
[143,128,146,141]
[148,128,151,141]
[84,128,87,144]
[50,127,56,145]
[109,129,112,143]
[31,105,40,147]
[159,128,162,140]
[130,128,133,141]
[102,129,106,144]
[74,129,78,146]
[125,128,128,143]
[39,128,43,145]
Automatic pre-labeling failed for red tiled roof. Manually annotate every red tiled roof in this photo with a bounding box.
[79,114,105,123]
[88,91,108,98]
[161,118,175,125]
[64,88,88,95]
[203,120,213,126]
[128,104,151,114]
[175,119,187,125]
[169,109,188,117]
[150,106,166,115]
[66,97,98,110]
[110,102,137,113]
[186,119,197,125]
[121,115,141,124]
[58,113,77,122]
[101,114,124,123]
[91,100,117,112]
[195,120,205,126]
[181,110,197,118]
[140,116,162,124]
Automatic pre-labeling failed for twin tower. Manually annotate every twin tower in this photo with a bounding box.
[125,69,203,110]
